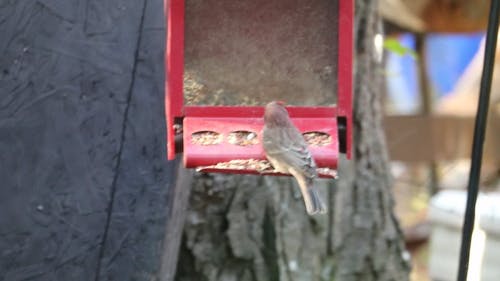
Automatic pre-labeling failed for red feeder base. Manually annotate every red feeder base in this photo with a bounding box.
[182,106,339,178]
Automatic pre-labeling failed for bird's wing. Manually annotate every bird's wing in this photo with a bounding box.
[263,126,317,178]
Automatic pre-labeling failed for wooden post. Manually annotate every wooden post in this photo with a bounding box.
[159,157,193,281]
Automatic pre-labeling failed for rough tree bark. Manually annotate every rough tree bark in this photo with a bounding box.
[332,0,411,280]
[174,1,411,280]
[1,1,176,280]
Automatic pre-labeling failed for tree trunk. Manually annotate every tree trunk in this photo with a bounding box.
[174,1,411,280]
[1,1,177,280]
[332,0,411,280]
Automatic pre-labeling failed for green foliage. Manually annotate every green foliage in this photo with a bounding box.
[384,38,418,60]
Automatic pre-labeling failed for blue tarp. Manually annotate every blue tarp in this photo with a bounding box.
[386,33,484,113]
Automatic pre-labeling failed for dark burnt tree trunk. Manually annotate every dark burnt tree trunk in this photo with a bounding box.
[1,1,177,280]
[174,0,411,280]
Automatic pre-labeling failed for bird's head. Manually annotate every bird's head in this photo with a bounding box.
[264,101,290,127]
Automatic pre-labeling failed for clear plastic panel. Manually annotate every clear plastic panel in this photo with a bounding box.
[184,0,338,106]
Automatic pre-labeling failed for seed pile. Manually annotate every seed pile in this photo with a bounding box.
[196,159,338,178]
[227,131,258,146]
[303,132,332,146]
[191,131,223,145]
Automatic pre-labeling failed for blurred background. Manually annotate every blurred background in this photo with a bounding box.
[380,0,500,280]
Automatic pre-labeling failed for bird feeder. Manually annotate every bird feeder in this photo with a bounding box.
[165,0,353,178]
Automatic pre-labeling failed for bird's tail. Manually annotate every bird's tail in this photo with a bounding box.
[296,175,327,215]
[307,186,327,215]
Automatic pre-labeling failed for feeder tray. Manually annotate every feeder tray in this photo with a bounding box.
[183,106,339,178]
[164,0,353,177]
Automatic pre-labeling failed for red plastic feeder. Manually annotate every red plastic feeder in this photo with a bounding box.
[164,0,353,178]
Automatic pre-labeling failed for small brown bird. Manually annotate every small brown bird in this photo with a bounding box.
[263,101,327,215]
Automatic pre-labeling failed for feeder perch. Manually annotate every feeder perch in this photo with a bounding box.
[165,0,353,178]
